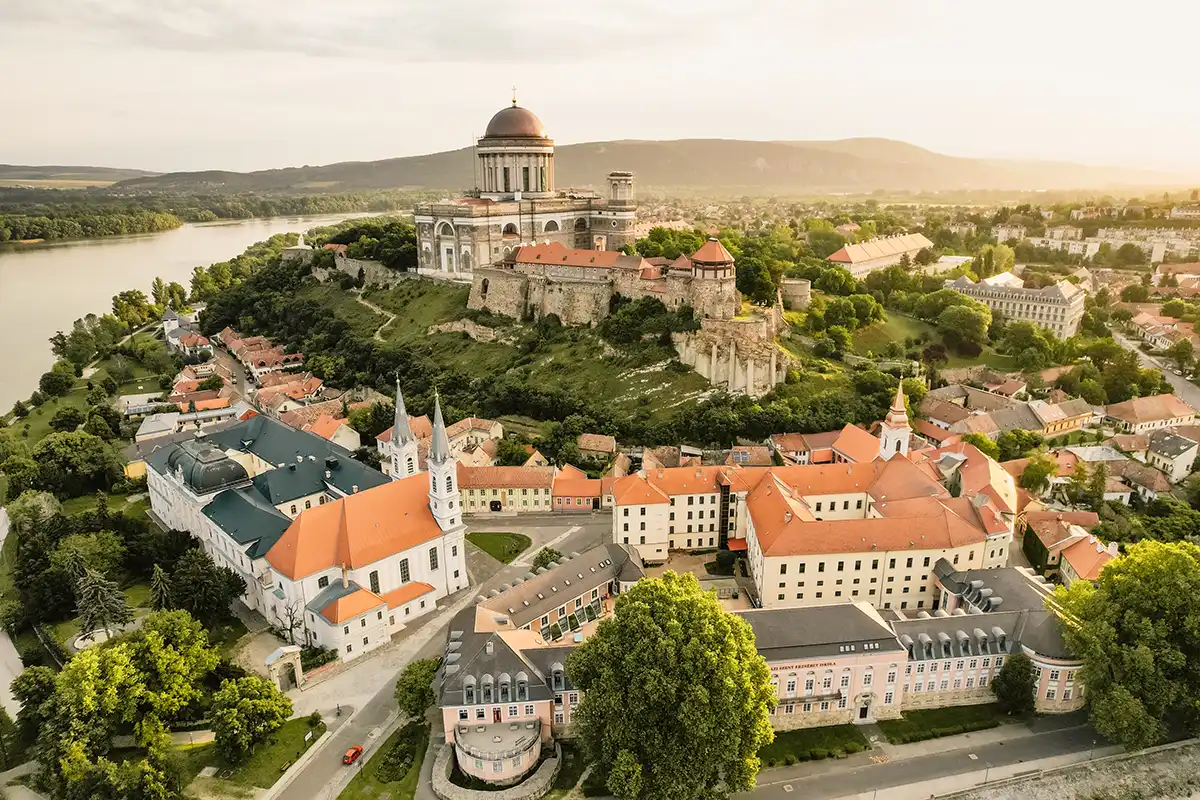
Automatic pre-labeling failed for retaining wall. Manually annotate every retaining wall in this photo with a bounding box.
[431,741,561,800]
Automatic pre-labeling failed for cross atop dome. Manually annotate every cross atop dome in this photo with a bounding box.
[512,85,517,106]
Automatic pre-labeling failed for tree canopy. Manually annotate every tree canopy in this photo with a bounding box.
[1054,541,1200,749]
[567,572,775,800]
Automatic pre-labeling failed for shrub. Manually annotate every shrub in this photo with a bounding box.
[811,748,828,760]
[844,741,862,754]
[832,748,846,758]
[766,759,775,768]
[308,711,323,728]
[784,754,796,766]
[375,722,427,783]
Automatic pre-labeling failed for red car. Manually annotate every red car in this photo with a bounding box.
[343,745,364,765]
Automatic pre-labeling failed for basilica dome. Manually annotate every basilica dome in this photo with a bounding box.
[484,105,548,139]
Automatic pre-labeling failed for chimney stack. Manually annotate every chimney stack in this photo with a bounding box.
[341,564,349,588]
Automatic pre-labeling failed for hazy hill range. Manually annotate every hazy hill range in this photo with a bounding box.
[0,164,157,188]
[110,138,1177,194]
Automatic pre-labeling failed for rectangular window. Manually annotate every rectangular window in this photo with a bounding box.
[815,502,822,512]
[459,709,468,721]
[400,558,410,583]
[780,564,787,575]
[503,167,511,192]
[429,548,439,571]
[369,570,380,594]
[863,672,872,686]
[317,575,329,589]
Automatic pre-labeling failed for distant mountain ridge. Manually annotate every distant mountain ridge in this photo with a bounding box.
[0,164,157,182]
[54,139,1190,194]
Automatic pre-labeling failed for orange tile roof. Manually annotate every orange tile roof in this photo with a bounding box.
[320,586,385,624]
[444,417,499,439]
[832,424,881,463]
[555,464,588,481]
[380,581,435,609]
[577,433,617,454]
[376,415,433,442]
[690,238,734,264]
[748,473,984,557]
[769,433,811,453]
[176,397,231,413]
[306,415,349,441]
[512,241,644,270]
[1106,394,1196,425]
[610,474,671,505]
[456,464,554,489]
[1060,536,1116,582]
[266,474,445,580]
[914,419,960,444]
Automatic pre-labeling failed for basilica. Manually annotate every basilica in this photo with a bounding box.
[413,99,638,279]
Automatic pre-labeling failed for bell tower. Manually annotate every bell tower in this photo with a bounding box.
[879,384,912,461]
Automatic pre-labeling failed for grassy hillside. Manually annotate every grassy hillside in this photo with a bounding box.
[307,281,714,421]
[109,138,1175,195]
[0,164,157,188]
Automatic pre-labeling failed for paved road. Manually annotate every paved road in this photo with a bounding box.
[748,725,1103,800]
[281,516,607,799]
[0,507,25,717]
[1113,331,1200,409]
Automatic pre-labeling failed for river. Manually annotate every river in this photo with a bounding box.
[0,214,362,411]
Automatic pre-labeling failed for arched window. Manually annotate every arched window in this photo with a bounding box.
[406,457,415,475]
[463,677,476,704]
[446,475,454,492]
[544,220,560,233]
[516,671,529,700]
[574,218,588,231]
[503,223,518,235]
[481,675,494,703]
[432,475,439,493]
[499,673,511,702]
[895,439,902,452]
[437,222,454,237]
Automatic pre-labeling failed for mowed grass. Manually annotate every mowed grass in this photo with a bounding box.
[297,283,387,339]
[364,281,474,345]
[218,717,326,789]
[876,703,1010,744]
[851,313,937,355]
[758,724,870,764]
[466,532,532,564]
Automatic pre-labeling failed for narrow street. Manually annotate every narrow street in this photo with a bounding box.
[1112,331,1200,409]
[279,515,609,799]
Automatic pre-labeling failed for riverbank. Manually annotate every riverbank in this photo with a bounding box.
[0,212,364,410]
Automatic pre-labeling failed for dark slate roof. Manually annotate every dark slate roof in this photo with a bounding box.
[737,604,904,661]
[161,437,249,495]
[439,608,559,706]
[892,610,1024,660]
[479,543,639,629]
[1149,430,1198,458]
[206,415,387,498]
[202,487,292,559]
[305,579,363,616]
[123,419,240,463]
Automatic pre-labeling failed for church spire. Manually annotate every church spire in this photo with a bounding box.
[879,382,911,461]
[430,390,451,464]
[391,377,414,445]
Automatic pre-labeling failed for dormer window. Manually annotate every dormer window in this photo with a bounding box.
[463,678,476,704]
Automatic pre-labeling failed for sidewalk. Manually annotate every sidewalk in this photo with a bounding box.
[756,716,1087,788]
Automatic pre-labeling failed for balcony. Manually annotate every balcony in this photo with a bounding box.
[455,720,542,762]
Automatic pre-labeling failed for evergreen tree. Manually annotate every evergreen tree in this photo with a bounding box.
[75,568,133,640]
[991,651,1036,715]
[149,564,172,611]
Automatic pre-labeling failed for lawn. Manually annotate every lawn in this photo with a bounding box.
[876,703,1010,744]
[544,741,590,800]
[758,724,869,765]
[852,314,937,356]
[364,281,474,346]
[466,532,532,564]
[339,722,430,800]
[496,415,554,440]
[60,492,137,517]
[298,283,387,339]
[50,581,154,649]
[217,717,326,789]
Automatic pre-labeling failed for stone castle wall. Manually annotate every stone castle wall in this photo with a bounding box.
[779,279,812,310]
[333,254,415,287]
[432,742,560,800]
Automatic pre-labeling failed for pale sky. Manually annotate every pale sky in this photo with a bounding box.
[3,0,1198,175]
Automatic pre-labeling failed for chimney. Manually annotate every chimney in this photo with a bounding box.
[485,640,494,655]
[784,511,793,523]
[352,485,359,493]
[296,455,303,463]
[341,564,348,588]
[325,469,332,479]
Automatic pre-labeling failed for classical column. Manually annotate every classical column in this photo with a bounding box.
[747,359,756,396]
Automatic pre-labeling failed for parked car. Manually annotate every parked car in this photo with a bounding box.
[343,745,364,765]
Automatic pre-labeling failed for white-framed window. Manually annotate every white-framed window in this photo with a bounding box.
[883,692,893,704]
[837,697,847,709]
[1047,688,1057,700]
[459,709,468,720]
[524,704,535,716]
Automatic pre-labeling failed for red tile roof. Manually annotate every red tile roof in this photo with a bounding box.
[320,586,385,624]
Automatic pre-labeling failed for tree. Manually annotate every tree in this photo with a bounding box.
[1120,283,1150,303]
[962,433,1000,461]
[10,400,28,419]
[124,610,220,721]
[75,568,133,640]
[533,547,565,571]
[1054,541,1200,749]
[51,532,126,581]
[494,437,531,467]
[937,304,991,352]
[567,572,775,800]
[170,549,246,626]
[111,290,153,328]
[394,658,440,719]
[11,665,57,742]
[38,369,75,398]
[1017,452,1058,493]
[149,564,172,611]
[198,375,224,392]
[1085,462,1109,512]
[49,406,86,433]
[28,431,121,497]
[210,676,293,763]
[1167,338,1194,372]
[990,652,1035,715]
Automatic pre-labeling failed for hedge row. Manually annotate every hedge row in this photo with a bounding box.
[886,718,999,744]
[763,740,865,767]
